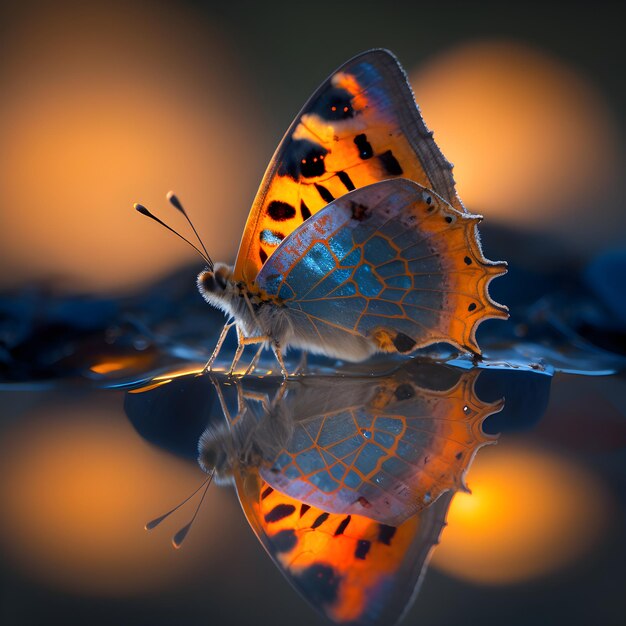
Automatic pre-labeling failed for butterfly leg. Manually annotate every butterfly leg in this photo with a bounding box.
[233,380,254,425]
[209,376,248,427]
[241,390,273,414]
[241,337,287,377]
[230,328,272,376]
[228,328,247,375]
[204,319,236,373]
[271,340,288,378]
[244,343,265,376]
[269,380,288,408]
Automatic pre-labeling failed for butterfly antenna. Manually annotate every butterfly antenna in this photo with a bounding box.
[134,202,214,269]
[145,472,213,537]
[171,469,215,549]
[167,192,215,270]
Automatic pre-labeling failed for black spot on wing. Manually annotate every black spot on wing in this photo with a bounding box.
[394,383,415,401]
[259,248,268,265]
[301,156,327,178]
[293,564,340,608]
[309,86,354,120]
[300,503,311,517]
[311,512,330,529]
[334,516,351,536]
[278,138,328,180]
[264,504,296,523]
[350,201,369,221]
[267,200,296,221]
[300,200,311,220]
[354,134,373,160]
[377,524,397,545]
[355,539,371,560]
[337,170,355,191]
[468,302,477,311]
[271,529,298,554]
[261,486,274,499]
[378,150,403,175]
[314,184,335,204]
[393,332,417,353]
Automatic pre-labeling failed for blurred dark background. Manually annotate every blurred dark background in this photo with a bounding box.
[1,0,625,293]
[1,1,625,625]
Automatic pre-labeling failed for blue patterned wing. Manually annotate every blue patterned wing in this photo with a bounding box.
[257,367,499,526]
[256,179,507,357]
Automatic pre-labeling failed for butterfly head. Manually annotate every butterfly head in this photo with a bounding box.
[197,263,232,295]
[196,262,246,317]
[197,418,253,485]
[198,436,232,480]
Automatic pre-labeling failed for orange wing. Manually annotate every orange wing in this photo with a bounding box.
[236,468,452,626]
[233,49,463,283]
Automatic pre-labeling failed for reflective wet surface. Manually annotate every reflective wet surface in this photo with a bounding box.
[1,285,625,625]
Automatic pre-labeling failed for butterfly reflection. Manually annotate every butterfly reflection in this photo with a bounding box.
[126,361,503,626]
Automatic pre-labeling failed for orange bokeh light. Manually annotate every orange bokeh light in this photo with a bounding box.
[431,442,612,584]
[0,400,226,596]
[0,0,266,293]
[410,40,620,249]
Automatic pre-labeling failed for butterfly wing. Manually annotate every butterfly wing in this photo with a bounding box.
[258,367,500,526]
[234,49,463,283]
[256,178,507,357]
[235,468,453,626]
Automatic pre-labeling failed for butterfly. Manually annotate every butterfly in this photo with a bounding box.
[135,49,507,375]
[200,360,500,525]
[132,359,501,625]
